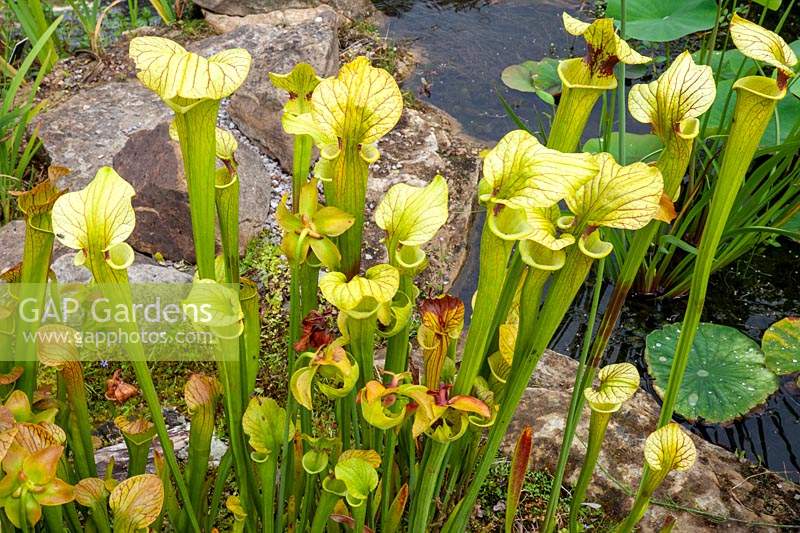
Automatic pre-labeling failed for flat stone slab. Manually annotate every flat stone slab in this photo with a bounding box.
[34,81,173,181]
[204,5,351,33]
[94,409,228,479]
[190,7,340,172]
[508,350,800,531]
[195,0,372,20]
[35,78,275,262]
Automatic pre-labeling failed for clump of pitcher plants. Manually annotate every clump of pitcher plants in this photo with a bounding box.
[0,7,793,533]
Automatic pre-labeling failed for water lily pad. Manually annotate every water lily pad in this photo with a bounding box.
[753,0,782,9]
[646,323,779,423]
[762,317,800,375]
[501,59,560,105]
[582,132,662,164]
[606,0,717,42]
[691,49,757,80]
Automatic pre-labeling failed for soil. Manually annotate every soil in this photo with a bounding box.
[36,22,217,108]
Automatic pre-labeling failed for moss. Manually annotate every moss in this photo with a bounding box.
[401,89,420,110]
[339,17,414,83]
[241,232,292,403]
[473,455,612,531]
[75,232,290,438]
[176,18,213,39]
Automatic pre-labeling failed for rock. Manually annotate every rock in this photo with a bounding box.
[94,409,228,480]
[36,82,273,263]
[0,220,28,274]
[507,350,800,532]
[34,81,173,182]
[51,252,192,284]
[0,220,69,274]
[112,121,272,262]
[204,5,344,33]
[112,122,195,262]
[196,0,372,20]
[190,9,339,172]
[362,104,484,290]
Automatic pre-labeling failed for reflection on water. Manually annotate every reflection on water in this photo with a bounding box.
[376,0,800,482]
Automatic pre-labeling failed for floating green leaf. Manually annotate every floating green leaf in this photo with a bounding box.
[762,317,800,375]
[691,49,757,81]
[752,0,781,9]
[646,323,779,423]
[582,132,663,164]
[501,59,560,105]
[606,0,717,42]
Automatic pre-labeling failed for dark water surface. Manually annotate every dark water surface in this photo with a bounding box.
[376,0,586,142]
[376,0,800,482]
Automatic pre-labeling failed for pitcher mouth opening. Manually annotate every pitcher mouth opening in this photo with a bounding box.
[676,117,700,141]
[733,75,786,101]
[558,57,618,92]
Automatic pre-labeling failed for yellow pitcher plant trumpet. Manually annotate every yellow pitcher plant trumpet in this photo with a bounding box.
[443,151,671,531]
[270,63,322,206]
[629,51,716,194]
[565,152,674,259]
[375,174,449,272]
[619,423,697,531]
[518,205,575,271]
[375,174,449,402]
[320,263,399,391]
[729,13,797,90]
[129,36,251,279]
[283,56,403,278]
[456,129,596,396]
[569,363,640,530]
[51,167,201,531]
[549,13,651,152]
[544,43,716,533]
[10,167,67,396]
[641,20,797,530]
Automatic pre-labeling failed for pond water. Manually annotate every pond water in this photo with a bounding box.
[376,0,800,482]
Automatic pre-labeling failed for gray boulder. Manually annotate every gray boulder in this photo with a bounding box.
[190,7,339,172]
[0,220,69,275]
[51,252,192,284]
[112,121,272,262]
[35,82,274,263]
[507,350,800,531]
[34,82,172,182]
[0,221,28,275]
[195,0,372,20]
